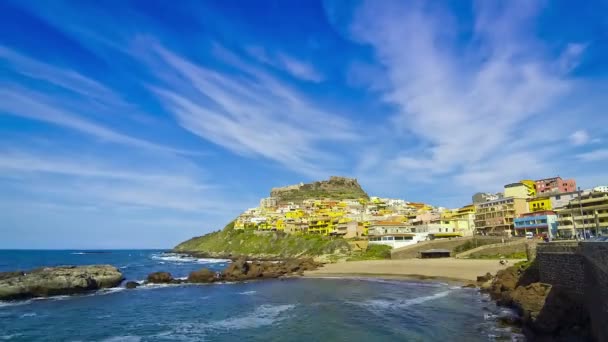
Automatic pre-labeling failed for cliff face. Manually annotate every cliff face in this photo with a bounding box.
[270,176,368,203]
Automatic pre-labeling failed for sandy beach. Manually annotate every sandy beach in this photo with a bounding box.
[304,258,524,282]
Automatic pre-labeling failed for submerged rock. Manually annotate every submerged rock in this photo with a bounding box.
[0,265,123,300]
[125,281,140,289]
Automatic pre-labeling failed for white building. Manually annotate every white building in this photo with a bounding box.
[593,185,608,193]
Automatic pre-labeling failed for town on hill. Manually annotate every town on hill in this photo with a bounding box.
[233,176,608,250]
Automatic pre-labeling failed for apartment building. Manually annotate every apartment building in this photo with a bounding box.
[514,210,558,238]
[535,177,576,195]
[556,191,608,238]
[474,197,528,236]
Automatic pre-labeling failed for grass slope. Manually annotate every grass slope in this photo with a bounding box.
[174,221,352,258]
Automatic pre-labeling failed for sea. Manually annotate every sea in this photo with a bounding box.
[0,250,523,341]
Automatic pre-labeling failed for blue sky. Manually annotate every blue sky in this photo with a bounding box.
[1,0,607,248]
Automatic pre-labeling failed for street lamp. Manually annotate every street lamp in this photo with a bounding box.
[578,187,586,239]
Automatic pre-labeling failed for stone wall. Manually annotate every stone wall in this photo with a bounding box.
[466,241,528,258]
[579,242,608,341]
[536,241,608,341]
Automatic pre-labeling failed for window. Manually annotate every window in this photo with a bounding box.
[556,195,561,200]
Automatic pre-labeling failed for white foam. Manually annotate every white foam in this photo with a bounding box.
[1,334,23,340]
[238,291,256,295]
[356,290,453,313]
[151,253,231,264]
[100,336,142,342]
[172,304,296,337]
[0,300,32,308]
[19,312,36,318]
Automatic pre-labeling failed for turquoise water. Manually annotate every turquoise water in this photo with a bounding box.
[0,251,522,341]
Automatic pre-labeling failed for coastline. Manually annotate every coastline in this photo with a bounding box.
[303,258,524,283]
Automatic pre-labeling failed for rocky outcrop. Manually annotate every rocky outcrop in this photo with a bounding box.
[148,258,322,286]
[146,272,174,284]
[221,258,321,281]
[187,269,217,283]
[481,263,593,340]
[0,265,123,300]
[270,176,369,203]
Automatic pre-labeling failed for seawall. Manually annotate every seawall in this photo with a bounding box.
[536,241,608,341]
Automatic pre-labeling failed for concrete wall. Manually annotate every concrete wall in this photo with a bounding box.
[391,236,505,259]
[536,242,608,341]
[456,240,529,258]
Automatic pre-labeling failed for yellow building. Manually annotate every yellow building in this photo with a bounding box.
[528,197,552,212]
[440,205,475,237]
[504,183,532,199]
[520,180,537,197]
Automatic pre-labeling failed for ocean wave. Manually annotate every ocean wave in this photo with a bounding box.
[19,312,37,318]
[100,336,142,342]
[238,291,256,295]
[355,290,453,313]
[170,304,296,338]
[0,300,32,308]
[151,253,231,264]
[0,334,23,340]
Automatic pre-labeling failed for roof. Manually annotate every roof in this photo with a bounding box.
[421,249,451,253]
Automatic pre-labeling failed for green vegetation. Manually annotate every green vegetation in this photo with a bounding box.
[468,251,528,260]
[452,239,500,253]
[174,221,351,258]
[346,244,392,261]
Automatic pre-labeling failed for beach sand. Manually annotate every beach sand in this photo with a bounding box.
[304,258,524,282]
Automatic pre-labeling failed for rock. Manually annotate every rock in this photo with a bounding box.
[146,272,174,284]
[476,272,493,284]
[222,258,250,281]
[125,281,140,289]
[188,268,216,283]
[221,258,318,282]
[0,265,123,300]
[462,282,477,288]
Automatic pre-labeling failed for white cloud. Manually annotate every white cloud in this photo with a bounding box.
[246,46,324,82]
[577,149,608,162]
[570,130,590,146]
[336,0,580,190]
[276,53,324,82]
[0,45,123,104]
[0,149,234,212]
[142,43,355,177]
[0,87,190,154]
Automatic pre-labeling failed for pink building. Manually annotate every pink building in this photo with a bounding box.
[535,177,576,195]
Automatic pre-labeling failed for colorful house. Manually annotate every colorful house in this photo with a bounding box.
[514,210,557,238]
[528,197,552,212]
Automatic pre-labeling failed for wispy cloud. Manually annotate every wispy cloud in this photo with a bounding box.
[0,149,232,212]
[577,149,608,162]
[0,87,192,155]
[246,46,324,82]
[335,0,582,190]
[141,42,355,176]
[0,45,122,105]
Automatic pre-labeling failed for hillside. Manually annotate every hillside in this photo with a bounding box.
[174,221,352,260]
[270,176,368,204]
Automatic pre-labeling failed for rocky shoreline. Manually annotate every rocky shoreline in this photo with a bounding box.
[0,258,322,300]
[475,262,593,341]
[0,265,124,300]
[143,257,322,286]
